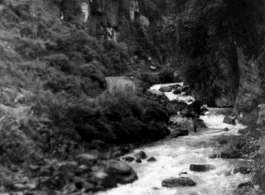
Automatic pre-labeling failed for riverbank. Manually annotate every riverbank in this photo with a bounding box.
[95,86,256,195]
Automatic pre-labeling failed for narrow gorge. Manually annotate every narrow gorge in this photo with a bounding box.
[0,0,265,195]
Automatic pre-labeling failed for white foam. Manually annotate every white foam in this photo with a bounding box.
[96,114,249,195]
[150,83,194,104]
[150,83,184,91]
[200,113,247,132]
[96,86,249,195]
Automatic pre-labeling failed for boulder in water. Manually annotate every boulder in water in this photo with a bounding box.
[238,182,254,188]
[122,156,135,162]
[170,129,189,138]
[223,116,236,125]
[193,118,206,129]
[238,129,247,134]
[147,157,157,162]
[199,106,209,115]
[233,167,252,174]
[136,159,142,163]
[105,161,138,184]
[169,116,194,131]
[190,164,216,172]
[159,86,173,92]
[162,177,196,187]
[134,151,147,160]
[222,127,229,131]
[171,84,181,90]
[173,89,182,95]
[210,150,241,159]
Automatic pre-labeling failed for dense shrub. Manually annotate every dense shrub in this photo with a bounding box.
[32,88,170,146]
[44,54,74,74]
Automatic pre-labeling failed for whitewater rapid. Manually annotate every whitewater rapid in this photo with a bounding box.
[97,84,252,195]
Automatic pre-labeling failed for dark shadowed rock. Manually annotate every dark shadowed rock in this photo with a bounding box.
[105,161,138,184]
[136,159,142,163]
[113,148,130,158]
[222,127,229,131]
[181,86,190,93]
[210,150,241,159]
[238,129,247,134]
[147,157,157,162]
[220,150,241,158]
[162,177,196,187]
[193,118,206,129]
[179,172,188,176]
[218,139,228,144]
[238,182,254,188]
[173,88,182,95]
[190,164,216,172]
[134,151,147,160]
[171,84,181,90]
[233,167,252,174]
[159,86,173,93]
[187,100,204,115]
[172,129,189,138]
[223,116,236,125]
[199,106,209,115]
[122,156,135,162]
[236,142,246,149]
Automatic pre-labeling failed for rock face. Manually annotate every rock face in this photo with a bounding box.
[80,0,140,41]
[234,49,265,123]
[162,177,196,187]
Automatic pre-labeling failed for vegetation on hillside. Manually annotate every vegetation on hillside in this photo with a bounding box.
[0,0,171,175]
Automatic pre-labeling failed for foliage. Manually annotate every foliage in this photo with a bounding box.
[31,88,169,148]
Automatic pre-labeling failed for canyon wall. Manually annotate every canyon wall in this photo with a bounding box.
[81,0,140,41]
[234,49,265,124]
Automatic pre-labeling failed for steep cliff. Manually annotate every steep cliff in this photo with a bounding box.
[234,49,265,124]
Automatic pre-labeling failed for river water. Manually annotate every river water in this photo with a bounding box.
[97,83,252,195]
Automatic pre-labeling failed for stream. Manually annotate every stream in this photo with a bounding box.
[97,83,252,195]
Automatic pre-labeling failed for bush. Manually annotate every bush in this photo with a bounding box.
[32,87,170,146]
[44,54,74,74]
[0,116,36,165]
